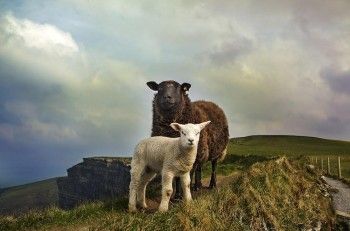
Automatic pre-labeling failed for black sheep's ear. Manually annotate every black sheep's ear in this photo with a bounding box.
[181,82,191,92]
[147,81,159,91]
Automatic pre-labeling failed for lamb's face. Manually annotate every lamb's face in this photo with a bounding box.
[179,124,201,148]
[170,121,211,149]
[146,80,191,111]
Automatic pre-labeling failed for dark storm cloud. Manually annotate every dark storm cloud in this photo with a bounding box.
[321,68,350,95]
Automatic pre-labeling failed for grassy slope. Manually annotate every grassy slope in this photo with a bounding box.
[226,135,350,180]
[0,178,59,215]
[229,135,350,156]
[0,157,335,230]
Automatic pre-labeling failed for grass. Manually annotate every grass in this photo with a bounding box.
[0,157,335,231]
[230,135,350,156]
[1,134,349,230]
[310,155,350,181]
[227,135,350,180]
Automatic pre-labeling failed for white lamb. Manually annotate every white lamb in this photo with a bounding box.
[128,121,211,212]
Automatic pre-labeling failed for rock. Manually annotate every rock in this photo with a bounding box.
[306,164,316,174]
[57,156,132,209]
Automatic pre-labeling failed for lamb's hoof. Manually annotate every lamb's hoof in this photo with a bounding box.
[128,205,137,213]
[136,201,148,209]
[158,206,168,213]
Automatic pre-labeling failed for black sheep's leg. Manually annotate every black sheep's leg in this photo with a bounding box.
[190,162,197,190]
[173,177,182,200]
[194,164,202,191]
[209,159,217,189]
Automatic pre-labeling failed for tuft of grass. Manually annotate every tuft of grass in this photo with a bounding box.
[0,157,336,231]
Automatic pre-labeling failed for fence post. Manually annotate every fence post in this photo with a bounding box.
[338,156,342,178]
[321,158,324,172]
[315,157,318,165]
[327,157,330,175]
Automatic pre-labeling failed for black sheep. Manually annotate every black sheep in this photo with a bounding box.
[147,80,229,195]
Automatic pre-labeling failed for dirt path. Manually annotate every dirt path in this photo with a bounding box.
[145,172,239,212]
[322,176,350,221]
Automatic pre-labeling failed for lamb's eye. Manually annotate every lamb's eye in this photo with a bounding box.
[181,131,186,136]
[196,132,200,136]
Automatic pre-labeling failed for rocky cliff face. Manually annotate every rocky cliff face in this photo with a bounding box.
[57,157,132,209]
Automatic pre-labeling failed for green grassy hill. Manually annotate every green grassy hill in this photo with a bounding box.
[226,135,350,180]
[0,178,59,216]
[229,135,350,156]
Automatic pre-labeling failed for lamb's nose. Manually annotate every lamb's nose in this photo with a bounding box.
[188,139,194,144]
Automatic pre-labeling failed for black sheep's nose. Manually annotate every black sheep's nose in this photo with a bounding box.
[164,95,172,99]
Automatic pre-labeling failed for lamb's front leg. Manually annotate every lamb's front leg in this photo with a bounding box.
[180,173,192,202]
[159,172,174,212]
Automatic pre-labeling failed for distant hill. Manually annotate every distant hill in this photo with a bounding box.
[229,135,350,156]
[0,178,59,215]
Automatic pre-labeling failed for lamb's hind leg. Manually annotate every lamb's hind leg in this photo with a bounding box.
[129,166,142,212]
[137,167,156,209]
[209,159,217,189]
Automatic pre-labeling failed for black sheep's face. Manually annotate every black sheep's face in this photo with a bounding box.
[147,81,191,111]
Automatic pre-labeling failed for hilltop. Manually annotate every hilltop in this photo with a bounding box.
[230,135,350,156]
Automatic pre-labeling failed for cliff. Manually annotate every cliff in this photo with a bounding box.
[57,157,132,209]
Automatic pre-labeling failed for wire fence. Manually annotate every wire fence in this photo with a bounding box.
[310,156,343,179]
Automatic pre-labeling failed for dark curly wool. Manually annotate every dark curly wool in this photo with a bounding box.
[147,80,229,192]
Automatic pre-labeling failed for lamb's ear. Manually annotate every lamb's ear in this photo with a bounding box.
[170,123,181,131]
[181,82,191,92]
[147,81,159,91]
[199,121,211,130]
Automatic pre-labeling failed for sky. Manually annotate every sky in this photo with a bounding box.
[0,0,349,187]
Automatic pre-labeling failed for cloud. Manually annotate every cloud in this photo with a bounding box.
[1,100,79,143]
[1,1,350,186]
[1,12,79,56]
[321,68,350,95]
